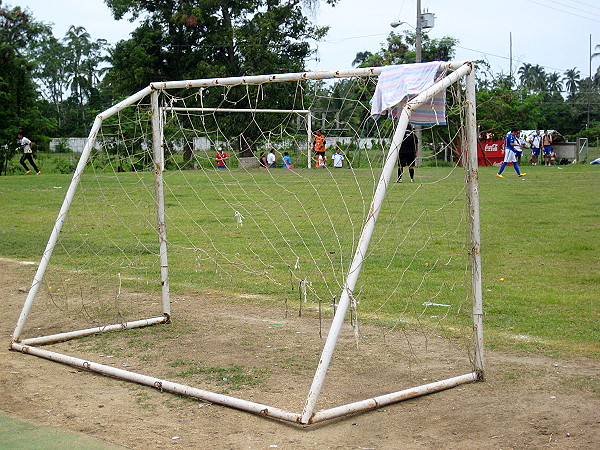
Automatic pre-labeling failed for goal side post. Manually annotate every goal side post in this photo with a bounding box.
[11,86,158,343]
[465,65,485,378]
[151,89,171,319]
[301,61,481,423]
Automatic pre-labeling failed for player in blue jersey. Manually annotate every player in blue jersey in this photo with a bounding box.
[496,128,526,178]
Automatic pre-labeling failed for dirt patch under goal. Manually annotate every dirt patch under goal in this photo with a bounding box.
[1,258,598,449]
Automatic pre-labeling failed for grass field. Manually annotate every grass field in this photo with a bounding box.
[1,160,598,359]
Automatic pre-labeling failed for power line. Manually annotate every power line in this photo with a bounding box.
[321,32,389,45]
[545,0,600,13]
[541,0,600,17]
[524,0,600,23]
[454,44,593,76]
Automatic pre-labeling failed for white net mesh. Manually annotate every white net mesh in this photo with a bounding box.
[23,67,479,412]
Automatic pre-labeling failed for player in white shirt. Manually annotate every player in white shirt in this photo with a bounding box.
[17,132,41,174]
[331,150,344,168]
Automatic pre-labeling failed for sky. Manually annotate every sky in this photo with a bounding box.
[14,0,600,86]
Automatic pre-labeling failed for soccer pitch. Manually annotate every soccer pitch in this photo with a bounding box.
[0,163,598,358]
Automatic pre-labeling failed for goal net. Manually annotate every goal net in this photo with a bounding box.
[11,61,483,425]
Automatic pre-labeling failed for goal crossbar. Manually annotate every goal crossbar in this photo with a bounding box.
[10,61,483,425]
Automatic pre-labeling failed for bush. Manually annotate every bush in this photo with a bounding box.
[53,138,72,153]
[52,155,78,174]
[574,125,600,142]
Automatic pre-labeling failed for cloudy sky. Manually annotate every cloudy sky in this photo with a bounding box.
[16,0,600,86]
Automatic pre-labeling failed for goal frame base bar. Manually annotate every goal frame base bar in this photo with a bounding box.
[10,334,480,425]
[17,315,169,346]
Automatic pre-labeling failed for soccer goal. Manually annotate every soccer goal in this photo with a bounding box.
[11,61,483,425]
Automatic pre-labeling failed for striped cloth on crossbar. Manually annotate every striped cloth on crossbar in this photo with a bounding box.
[370,61,446,125]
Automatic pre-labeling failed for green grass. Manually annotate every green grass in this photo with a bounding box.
[1,161,599,359]
[167,360,266,393]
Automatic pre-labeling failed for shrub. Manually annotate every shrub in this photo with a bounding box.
[54,138,72,153]
[52,155,78,174]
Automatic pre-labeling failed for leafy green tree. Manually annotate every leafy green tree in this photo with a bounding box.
[103,0,336,97]
[476,87,544,137]
[102,0,339,158]
[352,51,373,67]
[34,36,70,129]
[63,26,107,128]
[357,31,457,67]
[564,76,600,132]
[0,2,54,175]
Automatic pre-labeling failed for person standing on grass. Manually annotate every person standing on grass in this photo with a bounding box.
[530,130,542,165]
[542,130,553,166]
[514,132,525,165]
[497,128,526,178]
[214,147,228,168]
[395,125,417,183]
[313,129,326,167]
[16,132,41,175]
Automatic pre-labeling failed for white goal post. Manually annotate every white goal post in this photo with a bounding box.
[10,61,483,425]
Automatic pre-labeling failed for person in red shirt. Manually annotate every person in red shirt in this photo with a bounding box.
[215,147,228,168]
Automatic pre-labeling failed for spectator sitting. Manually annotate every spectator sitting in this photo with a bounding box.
[267,149,277,168]
[282,152,294,169]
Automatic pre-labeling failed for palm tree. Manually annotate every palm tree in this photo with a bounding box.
[563,68,581,97]
[64,26,92,123]
[517,63,546,92]
[546,72,562,95]
[592,43,600,62]
[517,63,534,89]
[531,64,547,91]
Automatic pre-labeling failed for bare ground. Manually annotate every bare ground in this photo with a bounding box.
[1,258,599,449]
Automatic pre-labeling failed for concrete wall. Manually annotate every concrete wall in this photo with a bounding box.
[50,136,390,154]
[49,137,88,153]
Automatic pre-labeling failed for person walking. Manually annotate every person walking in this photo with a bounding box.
[496,128,526,178]
[16,132,41,174]
[395,125,417,183]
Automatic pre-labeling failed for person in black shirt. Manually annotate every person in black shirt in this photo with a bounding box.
[395,125,417,183]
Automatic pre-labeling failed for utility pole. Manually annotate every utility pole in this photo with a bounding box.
[415,0,423,165]
[509,32,512,80]
[390,1,434,166]
[588,34,591,129]
[416,0,422,63]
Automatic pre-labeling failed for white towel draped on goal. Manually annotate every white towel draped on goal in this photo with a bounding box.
[370,61,447,125]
